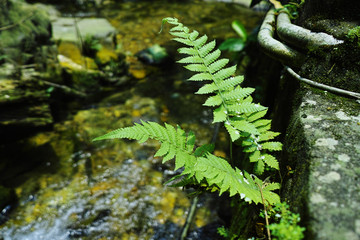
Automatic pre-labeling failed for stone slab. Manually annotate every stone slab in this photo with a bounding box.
[283,87,360,240]
[52,17,116,43]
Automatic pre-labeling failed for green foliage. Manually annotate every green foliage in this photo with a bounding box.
[267,202,305,240]
[219,20,248,52]
[347,26,360,47]
[276,0,305,19]
[82,34,102,58]
[95,18,282,205]
[217,226,238,240]
[162,17,281,175]
[94,120,280,205]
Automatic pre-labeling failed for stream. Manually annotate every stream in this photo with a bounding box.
[0,1,264,239]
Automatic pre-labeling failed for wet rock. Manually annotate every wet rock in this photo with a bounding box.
[0,78,53,141]
[52,17,116,46]
[136,44,170,65]
[0,0,52,65]
[54,21,129,88]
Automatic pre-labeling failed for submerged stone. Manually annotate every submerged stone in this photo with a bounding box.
[136,44,170,65]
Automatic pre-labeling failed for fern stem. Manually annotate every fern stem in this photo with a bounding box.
[179,196,199,240]
[229,138,233,167]
[210,122,220,144]
[179,121,220,240]
[256,181,272,240]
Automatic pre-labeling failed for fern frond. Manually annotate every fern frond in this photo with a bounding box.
[195,153,280,204]
[164,17,282,174]
[93,120,196,170]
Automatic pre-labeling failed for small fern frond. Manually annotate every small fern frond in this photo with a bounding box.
[195,153,280,204]
[93,120,196,170]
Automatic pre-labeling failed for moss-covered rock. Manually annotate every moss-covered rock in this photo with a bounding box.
[0,0,52,65]
[281,86,360,239]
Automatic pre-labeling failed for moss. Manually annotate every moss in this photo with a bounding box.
[346,26,360,46]
[301,41,360,93]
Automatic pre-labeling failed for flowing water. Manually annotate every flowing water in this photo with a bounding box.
[0,1,264,239]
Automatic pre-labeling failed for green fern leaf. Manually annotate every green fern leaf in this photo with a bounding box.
[204,49,221,65]
[258,131,281,142]
[177,56,203,64]
[186,130,196,152]
[199,40,216,58]
[213,105,228,123]
[249,150,260,162]
[213,65,237,81]
[228,102,267,114]
[194,143,215,157]
[254,159,265,175]
[225,123,241,141]
[262,154,279,170]
[185,64,208,72]
[93,121,195,166]
[172,37,193,46]
[196,83,218,94]
[230,120,259,135]
[253,119,272,128]
[178,47,198,55]
[188,72,213,81]
[208,59,229,73]
[193,35,208,48]
[169,25,184,32]
[169,31,189,39]
[261,142,283,151]
[160,17,282,199]
[203,95,223,106]
[257,122,272,133]
[217,76,244,91]
[195,153,279,204]
[189,30,199,41]
[222,86,255,101]
[247,109,268,122]
[154,141,170,157]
